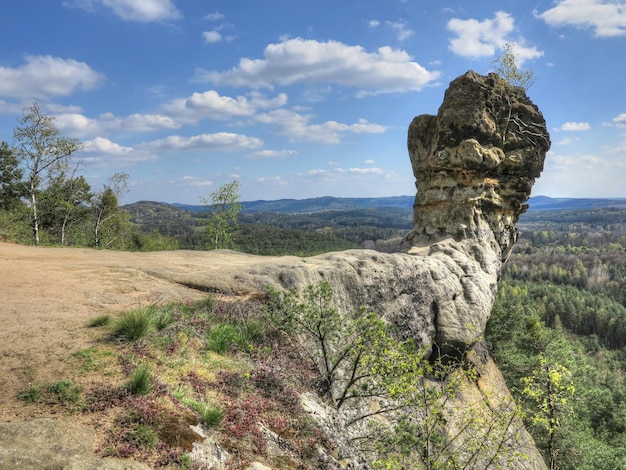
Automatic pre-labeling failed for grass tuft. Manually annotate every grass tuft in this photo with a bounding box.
[88,314,112,327]
[206,323,245,354]
[112,307,154,341]
[17,387,41,403]
[186,400,224,427]
[126,364,152,395]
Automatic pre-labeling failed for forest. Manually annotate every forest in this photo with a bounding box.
[486,206,626,469]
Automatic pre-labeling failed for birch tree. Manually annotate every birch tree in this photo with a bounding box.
[202,180,241,250]
[12,102,81,245]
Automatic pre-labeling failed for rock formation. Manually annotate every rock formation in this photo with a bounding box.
[176,71,550,356]
[401,70,550,263]
[161,70,550,468]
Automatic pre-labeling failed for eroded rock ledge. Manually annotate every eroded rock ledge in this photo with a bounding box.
[169,71,550,354]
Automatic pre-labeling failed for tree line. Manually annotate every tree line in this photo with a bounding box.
[0,102,133,249]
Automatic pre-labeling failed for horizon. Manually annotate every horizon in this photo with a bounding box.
[2,1,626,204]
[125,194,626,208]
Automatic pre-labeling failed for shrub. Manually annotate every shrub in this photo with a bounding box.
[126,364,152,395]
[112,307,154,341]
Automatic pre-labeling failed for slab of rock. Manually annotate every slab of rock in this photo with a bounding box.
[0,418,150,470]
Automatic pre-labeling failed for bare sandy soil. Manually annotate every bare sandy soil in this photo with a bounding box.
[0,241,260,422]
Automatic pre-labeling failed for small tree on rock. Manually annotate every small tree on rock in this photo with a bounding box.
[491,43,537,91]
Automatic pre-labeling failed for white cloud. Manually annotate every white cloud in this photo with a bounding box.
[0,55,103,99]
[181,176,213,187]
[56,90,288,138]
[613,113,626,127]
[254,109,387,143]
[369,20,381,28]
[203,31,223,43]
[77,136,158,166]
[537,0,626,37]
[560,121,591,131]
[205,12,224,21]
[83,136,133,154]
[194,37,439,94]
[257,175,288,186]
[385,20,414,41]
[56,111,180,137]
[139,132,263,152]
[248,149,298,159]
[554,137,579,145]
[347,167,384,174]
[364,159,375,164]
[164,90,286,123]
[95,0,181,22]
[447,11,542,62]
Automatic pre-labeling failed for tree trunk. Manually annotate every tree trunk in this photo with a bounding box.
[30,182,39,246]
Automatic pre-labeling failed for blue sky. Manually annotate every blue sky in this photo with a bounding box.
[1,0,626,204]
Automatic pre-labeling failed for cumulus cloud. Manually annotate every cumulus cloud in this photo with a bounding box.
[0,55,103,99]
[77,136,158,166]
[613,113,626,127]
[163,90,286,123]
[537,0,626,37]
[205,12,224,21]
[193,37,439,94]
[66,0,181,22]
[447,11,542,62]
[56,90,289,138]
[203,31,223,43]
[56,111,180,137]
[560,121,591,131]
[254,109,387,143]
[83,136,133,154]
[138,132,263,152]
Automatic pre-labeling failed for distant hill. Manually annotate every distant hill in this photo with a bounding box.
[526,196,626,211]
[171,195,416,214]
[125,195,626,218]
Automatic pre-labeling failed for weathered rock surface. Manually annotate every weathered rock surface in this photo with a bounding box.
[0,418,150,470]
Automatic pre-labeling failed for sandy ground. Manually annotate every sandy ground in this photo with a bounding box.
[0,241,250,422]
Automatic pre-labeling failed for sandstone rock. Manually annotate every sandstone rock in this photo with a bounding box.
[402,70,550,263]
[0,418,150,470]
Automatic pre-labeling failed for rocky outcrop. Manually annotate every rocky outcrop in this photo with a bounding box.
[161,70,549,468]
[165,71,550,354]
[401,71,549,264]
